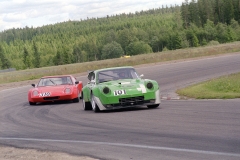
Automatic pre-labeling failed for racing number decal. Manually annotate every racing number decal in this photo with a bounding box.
[39,92,51,97]
[137,84,147,93]
[114,90,126,96]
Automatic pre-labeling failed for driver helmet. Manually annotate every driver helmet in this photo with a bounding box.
[118,72,126,78]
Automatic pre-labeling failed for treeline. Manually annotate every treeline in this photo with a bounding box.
[181,0,240,28]
[0,1,240,70]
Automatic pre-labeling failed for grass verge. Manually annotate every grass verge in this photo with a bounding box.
[176,72,240,99]
[1,41,240,84]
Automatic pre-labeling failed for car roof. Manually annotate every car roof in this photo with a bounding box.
[94,66,134,73]
[41,75,73,78]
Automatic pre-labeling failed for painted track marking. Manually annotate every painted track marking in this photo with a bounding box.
[0,137,240,157]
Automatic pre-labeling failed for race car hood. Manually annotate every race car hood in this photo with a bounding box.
[35,85,74,94]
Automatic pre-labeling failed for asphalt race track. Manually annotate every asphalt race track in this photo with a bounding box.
[1,53,240,160]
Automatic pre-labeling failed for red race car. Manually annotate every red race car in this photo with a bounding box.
[28,75,82,105]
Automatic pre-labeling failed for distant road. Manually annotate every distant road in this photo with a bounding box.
[1,53,240,160]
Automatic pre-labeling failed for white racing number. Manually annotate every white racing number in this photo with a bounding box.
[137,84,147,93]
[39,92,51,97]
[114,90,126,96]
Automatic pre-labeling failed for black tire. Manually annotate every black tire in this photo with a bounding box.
[73,97,79,103]
[79,91,82,99]
[91,95,100,113]
[82,94,92,110]
[29,101,36,105]
[147,104,159,109]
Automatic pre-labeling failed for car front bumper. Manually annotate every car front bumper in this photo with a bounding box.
[94,89,161,110]
[30,94,77,103]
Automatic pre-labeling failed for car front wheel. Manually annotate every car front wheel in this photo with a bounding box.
[91,95,100,113]
[29,101,36,105]
[82,94,92,110]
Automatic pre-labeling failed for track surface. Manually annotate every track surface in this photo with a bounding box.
[1,53,240,160]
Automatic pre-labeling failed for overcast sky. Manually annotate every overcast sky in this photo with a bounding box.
[0,0,184,32]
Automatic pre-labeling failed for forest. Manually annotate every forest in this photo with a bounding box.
[0,0,240,70]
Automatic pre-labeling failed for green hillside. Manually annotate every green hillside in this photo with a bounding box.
[0,0,240,70]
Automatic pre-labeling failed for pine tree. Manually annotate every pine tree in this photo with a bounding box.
[23,47,31,68]
[224,0,234,25]
[174,33,182,49]
[150,36,159,52]
[72,45,82,63]
[232,0,240,22]
[189,0,200,27]
[33,41,41,68]
[181,0,190,28]
[198,0,214,25]
[192,34,199,47]
[0,45,11,69]
[54,50,63,65]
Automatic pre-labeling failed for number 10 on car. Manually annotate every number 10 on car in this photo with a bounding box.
[114,90,126,96]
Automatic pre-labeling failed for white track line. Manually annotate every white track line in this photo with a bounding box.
[0,137,239,157]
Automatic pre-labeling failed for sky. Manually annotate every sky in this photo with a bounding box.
[0,0,184,32]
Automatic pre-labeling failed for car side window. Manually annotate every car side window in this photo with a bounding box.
[38,79,44,86]
[130,70,139,79]
[62,76,73,85]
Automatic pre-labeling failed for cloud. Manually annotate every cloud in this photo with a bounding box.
[0,0,184,31]
[3,13,27,22]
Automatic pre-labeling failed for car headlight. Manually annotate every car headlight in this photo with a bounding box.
[146,82,154,89]
[103,87,110,94]
[65,88,71,94]
[32,90,39,96]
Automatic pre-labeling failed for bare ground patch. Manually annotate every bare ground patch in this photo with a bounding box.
[0,145,98,160]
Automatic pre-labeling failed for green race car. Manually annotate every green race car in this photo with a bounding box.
[82,66,160,112]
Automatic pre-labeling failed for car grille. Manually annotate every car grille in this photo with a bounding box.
[119,96,145,106]
[43,96,60,100]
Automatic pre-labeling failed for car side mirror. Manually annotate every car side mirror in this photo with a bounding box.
[75,81,79,84]
[140,74,144,78]
[90,80,95,84]
[87,75,91,81]
[31,84,35,87]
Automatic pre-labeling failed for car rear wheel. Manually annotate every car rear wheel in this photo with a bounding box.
[147,104,159,109]
[29,101,36,105]
[91,95,100,113]
[82,94,92,110]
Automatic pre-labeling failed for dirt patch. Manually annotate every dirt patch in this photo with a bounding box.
[0,145,98,160]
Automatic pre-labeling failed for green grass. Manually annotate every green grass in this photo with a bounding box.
[176,73,240,99]
[1,41,240,84]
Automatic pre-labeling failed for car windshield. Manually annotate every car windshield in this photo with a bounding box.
[37,76,73,86]
[98,68,139,83]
